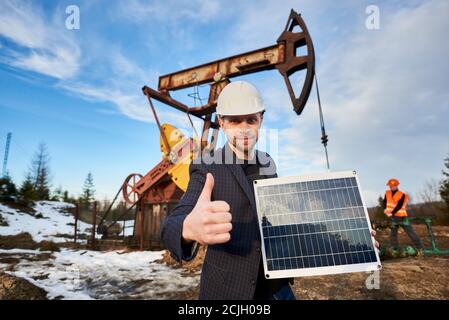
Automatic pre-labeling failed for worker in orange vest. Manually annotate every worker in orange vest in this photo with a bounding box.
[383,178,424,256]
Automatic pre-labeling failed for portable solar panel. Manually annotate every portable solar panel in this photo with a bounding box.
[253,170,381,279]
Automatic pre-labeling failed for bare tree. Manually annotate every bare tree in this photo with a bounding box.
[418,178,441,204]
[30,142,51,200]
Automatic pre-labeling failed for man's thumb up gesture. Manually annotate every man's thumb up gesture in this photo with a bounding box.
[182,173,232,245]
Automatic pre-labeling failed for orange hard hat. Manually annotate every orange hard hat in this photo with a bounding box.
[387,178,400,187]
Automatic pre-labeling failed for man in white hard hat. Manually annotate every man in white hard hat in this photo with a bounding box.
[161,81,377,299]
[161,80,294,300]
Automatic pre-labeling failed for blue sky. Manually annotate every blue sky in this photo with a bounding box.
[0,0,448,206]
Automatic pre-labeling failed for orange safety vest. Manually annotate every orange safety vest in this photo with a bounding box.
[385,190,408,217]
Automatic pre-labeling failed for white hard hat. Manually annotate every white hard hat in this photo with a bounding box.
[216,81,265,116]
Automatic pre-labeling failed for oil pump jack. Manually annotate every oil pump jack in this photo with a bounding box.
[97,9,319,250]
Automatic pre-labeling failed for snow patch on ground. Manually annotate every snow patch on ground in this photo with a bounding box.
[0,248,51,254]
[0,201,199,299]
[2,248,199,300]
[0,201,92,243]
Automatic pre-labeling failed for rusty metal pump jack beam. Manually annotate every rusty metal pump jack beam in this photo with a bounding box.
[144,9,315,115]
[135,9,316,201]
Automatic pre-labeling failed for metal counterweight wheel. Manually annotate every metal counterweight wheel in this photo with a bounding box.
[122,173,143,205]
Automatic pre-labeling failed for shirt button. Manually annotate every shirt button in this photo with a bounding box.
[251,279,256,286]
[255,247,261,252]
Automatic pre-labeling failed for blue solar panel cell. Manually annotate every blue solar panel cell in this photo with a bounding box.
[254,171,381,278]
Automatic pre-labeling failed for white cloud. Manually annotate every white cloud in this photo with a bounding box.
[0,0,47,48]
[316,0,449,205]
[12,46,80,79]
[58,49,198,127]
[116,0,221,23]
[220,0,345,56]
[112,0,222,52]
[221,0,449,206]
[0,0,81,79]
[0,1,202,130]
[60,80,201,131]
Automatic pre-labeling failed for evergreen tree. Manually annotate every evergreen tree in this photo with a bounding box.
[440,153,449,211]
[58,190,76,204]
[18,174,37,206]
[0,175,18,202]
[81,172,95,203]
[63,190,70,203]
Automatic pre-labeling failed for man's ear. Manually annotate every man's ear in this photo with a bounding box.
[217,116,224,130]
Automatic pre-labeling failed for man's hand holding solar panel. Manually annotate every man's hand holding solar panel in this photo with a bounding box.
[182,173,233,245]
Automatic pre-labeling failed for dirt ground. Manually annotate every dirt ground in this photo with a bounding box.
[0,250,52,300]
[377,224,449,250]
[291,224,449,299]
[161,224,449,300]
[0,233,61,251]
[292,256,449,300]
[1,224,448,300]
[0,271,48,300]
